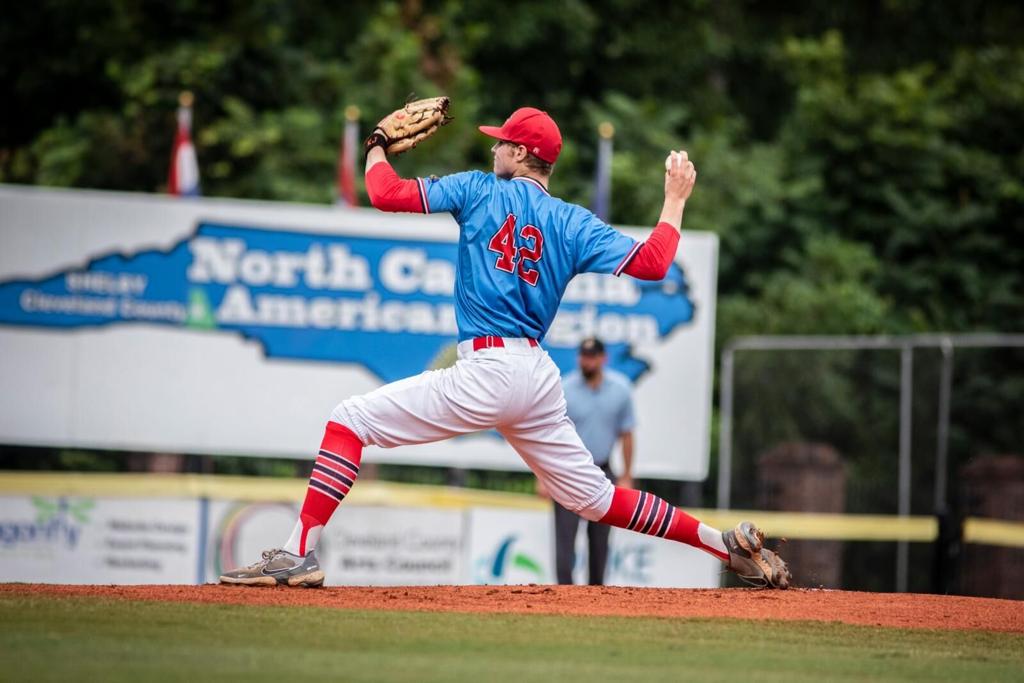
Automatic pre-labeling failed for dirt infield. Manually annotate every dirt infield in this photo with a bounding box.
[3,583,1021,633]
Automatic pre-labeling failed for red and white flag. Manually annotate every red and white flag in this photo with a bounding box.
[168,92,200,197]
[336,105,360,206]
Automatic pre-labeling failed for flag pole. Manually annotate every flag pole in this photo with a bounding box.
[337,105,361,206]
[592,121,614,221]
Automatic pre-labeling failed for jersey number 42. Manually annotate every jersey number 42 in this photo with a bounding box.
[488,213,544,286]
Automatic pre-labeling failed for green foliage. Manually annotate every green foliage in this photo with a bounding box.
[2,2,1022,513]
[778,35,1024,332]
[720,235,891,338]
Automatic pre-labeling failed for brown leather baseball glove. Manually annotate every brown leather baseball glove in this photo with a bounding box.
[364,96,452,157]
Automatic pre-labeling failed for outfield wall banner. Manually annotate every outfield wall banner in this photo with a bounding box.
[561,519,720,588]
[205,500,299,584]
[0,493,720,587]
[206,500,464,586]
[603,528,719,588]
[467,507,555,585]
[0,185,718,479]
[321,506,464,585]
[0,495,200,584]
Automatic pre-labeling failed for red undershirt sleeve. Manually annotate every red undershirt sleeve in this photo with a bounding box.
[621,221,680,280]
[365,161,427,213]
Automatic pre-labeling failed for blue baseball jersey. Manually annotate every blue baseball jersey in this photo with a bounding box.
[417,171,640,341]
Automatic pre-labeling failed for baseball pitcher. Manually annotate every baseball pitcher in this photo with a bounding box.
[220,98,791,589]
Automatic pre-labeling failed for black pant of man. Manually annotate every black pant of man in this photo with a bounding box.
[554,463,615,585]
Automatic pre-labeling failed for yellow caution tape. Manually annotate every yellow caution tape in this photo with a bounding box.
[0,471,547,510]
[686,509,940,543]
[962,517,1024,548]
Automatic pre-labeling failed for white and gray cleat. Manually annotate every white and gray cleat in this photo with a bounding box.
[722,521,792,589]
[219,548,325,588]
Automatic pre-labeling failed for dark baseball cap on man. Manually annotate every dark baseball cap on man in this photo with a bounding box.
[578,337,605,355]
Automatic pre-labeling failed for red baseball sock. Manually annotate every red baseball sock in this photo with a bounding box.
[283,421,363,556]
[599,486,728,562]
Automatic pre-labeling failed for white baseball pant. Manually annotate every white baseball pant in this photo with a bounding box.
[330,337,614,520]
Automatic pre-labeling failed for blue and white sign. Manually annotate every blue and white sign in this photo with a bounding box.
[0,222,692,383]
[0,186,717,479]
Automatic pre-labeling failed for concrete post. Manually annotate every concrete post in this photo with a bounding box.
[958,454,1024,599]
[757,442,846,588]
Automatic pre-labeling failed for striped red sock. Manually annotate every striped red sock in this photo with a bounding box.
[288,421,363,556]
[599,486,728,562]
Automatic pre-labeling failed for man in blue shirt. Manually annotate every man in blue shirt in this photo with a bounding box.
[551,336,635,585]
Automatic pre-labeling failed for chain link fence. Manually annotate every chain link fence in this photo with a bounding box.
[716,335,1024,594]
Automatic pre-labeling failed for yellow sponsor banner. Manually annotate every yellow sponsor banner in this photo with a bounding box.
[2,471,1022,546]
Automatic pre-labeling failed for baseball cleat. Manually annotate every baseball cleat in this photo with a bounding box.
[722,521,792,589]
[219,548,325,587]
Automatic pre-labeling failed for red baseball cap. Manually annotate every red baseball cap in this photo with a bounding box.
[479,107,563,164]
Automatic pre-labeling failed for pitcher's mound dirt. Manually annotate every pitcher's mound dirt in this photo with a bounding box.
[3,584,1021,633]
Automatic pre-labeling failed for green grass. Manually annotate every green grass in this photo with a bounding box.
[1,595,1021,682]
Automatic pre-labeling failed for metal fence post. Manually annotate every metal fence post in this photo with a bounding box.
[934,338,954,511]
[897,345,914,593]
[717,346,735,510]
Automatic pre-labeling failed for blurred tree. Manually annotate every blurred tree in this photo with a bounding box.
[779,34,1024,332]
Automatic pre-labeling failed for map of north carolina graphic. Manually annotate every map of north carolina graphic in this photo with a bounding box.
[0,222,695,383]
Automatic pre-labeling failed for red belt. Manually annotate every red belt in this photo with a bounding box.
[472,336,539,351]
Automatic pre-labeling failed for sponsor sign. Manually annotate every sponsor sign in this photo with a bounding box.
[604,528,720,588]
[0,495,199,584]
[0,186,717,478]
[207,501,464,586]
[206,500,298,583]
[0,221,692,383]
[559,516,722,588]
[0,493,719,588]
[320,506,463,585]
[467,507,554,584]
